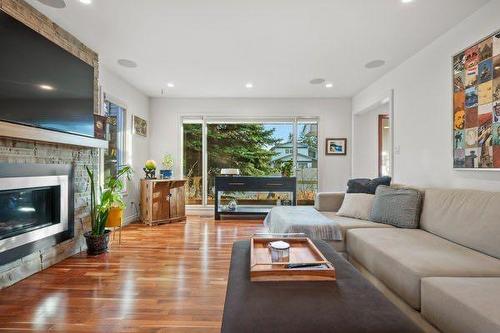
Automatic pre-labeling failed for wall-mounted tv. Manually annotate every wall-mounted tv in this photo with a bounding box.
[0,11,94,138]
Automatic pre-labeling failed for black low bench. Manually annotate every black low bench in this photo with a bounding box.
[222,240,423,333]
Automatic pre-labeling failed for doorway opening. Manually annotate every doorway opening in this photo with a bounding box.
[378,114,391,177]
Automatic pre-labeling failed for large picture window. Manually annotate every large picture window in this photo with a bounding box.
[182,117,318,207]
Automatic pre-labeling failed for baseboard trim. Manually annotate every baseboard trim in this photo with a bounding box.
[186,207,214,216]
[124,214,139,225]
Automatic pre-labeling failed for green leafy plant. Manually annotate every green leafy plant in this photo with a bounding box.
[144,160,157,170]
[280,160,294,177]
[85,165,133,236]
[102,165,133,209]
[162,154,174,170]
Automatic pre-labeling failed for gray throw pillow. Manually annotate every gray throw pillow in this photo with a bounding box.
[370,185,423,228]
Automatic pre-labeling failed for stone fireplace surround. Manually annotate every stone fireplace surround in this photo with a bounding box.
[0,0,100,288]
[0,140,97,288]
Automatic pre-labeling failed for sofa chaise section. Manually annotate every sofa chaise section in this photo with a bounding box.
[347,188,500,311]
[421,277,500,333]
[346,228,500,310]
[319,212,393,252]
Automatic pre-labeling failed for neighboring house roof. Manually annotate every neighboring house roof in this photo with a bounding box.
[271,142,308,150]
[271,153,316,162]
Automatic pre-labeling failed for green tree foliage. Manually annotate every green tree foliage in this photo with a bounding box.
[298,124,318,159]
[183,123,279,180]
[207,124,279,176]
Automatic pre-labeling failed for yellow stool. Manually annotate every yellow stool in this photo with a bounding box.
[106,207,123,245]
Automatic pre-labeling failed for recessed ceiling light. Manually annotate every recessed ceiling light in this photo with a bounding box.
[39,84,55,91]
[245,82,253,89]
[325,83,333,88]
[38,0,66,9]
[79,0,92,4]
[401,0,414,3]
[365,59,386,69]
[167,82,175,88]
[310,78,326,85]
[117,59,138,68]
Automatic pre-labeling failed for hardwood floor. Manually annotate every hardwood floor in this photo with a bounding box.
[0,217,265,332]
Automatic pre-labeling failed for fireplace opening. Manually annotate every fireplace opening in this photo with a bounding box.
[0,186,61,240]
[0,173,69,256]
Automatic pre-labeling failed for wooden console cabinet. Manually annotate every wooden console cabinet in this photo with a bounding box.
[140,179,187,225]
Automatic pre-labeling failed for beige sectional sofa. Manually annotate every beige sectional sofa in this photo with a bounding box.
[314,188,500,333]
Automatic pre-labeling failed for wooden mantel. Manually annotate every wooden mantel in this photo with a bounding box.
[0,121,108,149]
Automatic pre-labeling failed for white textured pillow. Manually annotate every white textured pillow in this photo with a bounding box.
[337,193,374,220]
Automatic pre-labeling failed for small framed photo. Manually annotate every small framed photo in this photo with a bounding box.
[325,138,347,155]
[133,115,147,137]
[94,114,107,140]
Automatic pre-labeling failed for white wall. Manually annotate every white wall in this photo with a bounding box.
[149,98,352,192]
[352,0,500,191]
[99,67,150,223]
[352,103,389,178]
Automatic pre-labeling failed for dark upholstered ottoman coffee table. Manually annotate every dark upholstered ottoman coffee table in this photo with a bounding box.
[222,240,422,333]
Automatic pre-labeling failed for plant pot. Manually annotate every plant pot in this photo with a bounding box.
[106,207,123,228]
[160,169,173,179]
[143,168,156,179]
[84,230,111,255]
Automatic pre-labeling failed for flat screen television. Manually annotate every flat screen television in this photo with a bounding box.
[0,11,95,138]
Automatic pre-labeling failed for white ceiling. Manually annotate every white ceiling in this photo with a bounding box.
[26,0,489,98]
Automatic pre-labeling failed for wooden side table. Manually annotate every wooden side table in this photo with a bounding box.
[140,179,187,225]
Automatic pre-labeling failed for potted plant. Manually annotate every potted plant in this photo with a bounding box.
[104,166,133,230]
[160,154,174,179]
[143,159,157,179]
[280,160,294,177]
[84,165,132,255]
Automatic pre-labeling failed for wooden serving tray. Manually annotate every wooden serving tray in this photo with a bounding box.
[250,237,336,282]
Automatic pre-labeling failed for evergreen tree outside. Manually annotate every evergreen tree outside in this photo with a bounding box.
[182,122,318,205]
[183,123,281,202]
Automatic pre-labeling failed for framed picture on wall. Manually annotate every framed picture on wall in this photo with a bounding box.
[453,29,500,170]
[325,138,347,155]
[133,115,147,137]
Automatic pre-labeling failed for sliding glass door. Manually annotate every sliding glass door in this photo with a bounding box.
[296,120,318,206]
[182,117,318,207]
[182,120,203,205]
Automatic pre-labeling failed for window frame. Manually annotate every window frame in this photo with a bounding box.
[180,115,320,208]
[100,94,128,195]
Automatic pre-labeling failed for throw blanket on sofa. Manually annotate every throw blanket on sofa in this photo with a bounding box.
[263,206,343,241]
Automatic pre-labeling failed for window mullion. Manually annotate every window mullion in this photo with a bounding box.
[292,118,298,173]
[202,117,208,207]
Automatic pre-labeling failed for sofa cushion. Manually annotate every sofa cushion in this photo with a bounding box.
[337,193,374,220]
[370,185,422,228]
[347,176,391,194]
[420,188,500,259]
[319,212,392,252]
[421,277,500,333]
[346,228,500,310]
[314,192,345,212]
